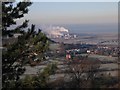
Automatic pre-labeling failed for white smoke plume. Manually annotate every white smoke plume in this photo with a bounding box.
[42,25,69,38]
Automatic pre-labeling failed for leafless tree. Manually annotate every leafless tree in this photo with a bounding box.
[64,58,101,88]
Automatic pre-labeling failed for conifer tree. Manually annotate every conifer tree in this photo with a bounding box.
[2,1,32,36]
[2,1,49,88]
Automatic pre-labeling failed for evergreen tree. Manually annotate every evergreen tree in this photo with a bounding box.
[2,1,32,36]
[2,1,49,88]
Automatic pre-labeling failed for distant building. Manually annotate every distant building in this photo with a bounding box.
[87,50,90,53]
[66,51,71,60]
[66,54,71,60]
[13,33,22,38]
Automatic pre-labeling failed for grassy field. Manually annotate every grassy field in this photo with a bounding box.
[80,54,117,62]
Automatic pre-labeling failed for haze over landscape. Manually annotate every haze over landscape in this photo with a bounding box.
[2,1,119,89]
[14,2,118,35]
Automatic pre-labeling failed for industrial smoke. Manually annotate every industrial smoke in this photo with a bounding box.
[43,26,69,38]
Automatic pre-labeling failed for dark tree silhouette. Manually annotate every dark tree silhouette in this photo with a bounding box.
[2,1,50,88]
[2,1,32,36]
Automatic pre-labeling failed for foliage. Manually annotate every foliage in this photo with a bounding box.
[2,1,32,36]
[10,63,58,89]
[2,24,50,88]
[2,1,50,89]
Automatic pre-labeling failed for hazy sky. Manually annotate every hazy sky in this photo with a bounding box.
[22,2,117,24]
[16,2,118,34]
